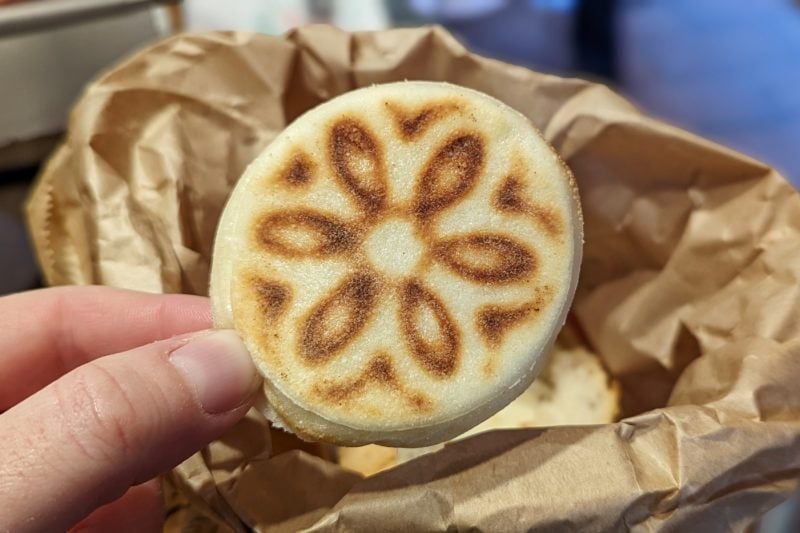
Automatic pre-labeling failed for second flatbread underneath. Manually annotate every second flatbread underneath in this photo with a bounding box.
[338,343,619,477]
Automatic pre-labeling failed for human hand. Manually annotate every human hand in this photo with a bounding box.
[0,286,259,532]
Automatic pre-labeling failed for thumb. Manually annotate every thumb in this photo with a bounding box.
[0,329,259,533]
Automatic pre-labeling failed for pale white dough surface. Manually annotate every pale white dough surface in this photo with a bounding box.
[210,81,582,447]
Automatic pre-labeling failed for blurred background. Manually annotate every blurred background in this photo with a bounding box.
[0,1,798,529]
[3,0,800,296]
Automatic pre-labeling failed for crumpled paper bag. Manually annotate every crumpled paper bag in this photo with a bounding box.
[26,25,800,532]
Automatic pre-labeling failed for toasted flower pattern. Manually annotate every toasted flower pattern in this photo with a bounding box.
[251,112,556,386]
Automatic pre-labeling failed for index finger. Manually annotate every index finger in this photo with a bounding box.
[0,285,212,409]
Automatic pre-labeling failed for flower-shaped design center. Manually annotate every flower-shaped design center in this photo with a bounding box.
[364,218,425,278]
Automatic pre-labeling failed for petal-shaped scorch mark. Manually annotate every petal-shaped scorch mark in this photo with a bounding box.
[476,304,535,348]
[494,175,565,238]
[255,210,358,257]
[414,134,484,219]
[252,278,291,322]
[281,152,314,186]
[476,293,550,376]
[433,233,535,284]
[494,175,527,213]
[386,102,459,140]
[399,280,460,378]
[313,353,434,412]
[330,119,388,214]
[299,272,379,364]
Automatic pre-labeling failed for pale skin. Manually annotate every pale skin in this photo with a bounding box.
[0,286,260,532]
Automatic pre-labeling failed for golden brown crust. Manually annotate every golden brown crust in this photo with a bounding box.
[280,152,315,187]
[413,133,484,220]
[313,353,434,413]
[386,101,462,140]
[329,119,388,214]
[477,304,536,348]
[299,272,380,365]
[252,278,291,322]
[398,280,461,378]
[432,233,536,285]
[254,209,359,257]
[494,175,565,238]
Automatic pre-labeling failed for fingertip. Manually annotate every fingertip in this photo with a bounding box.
[0,329,259,532]
[169,330,260,415]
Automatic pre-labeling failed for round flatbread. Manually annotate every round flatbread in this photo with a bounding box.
[210,81,582,447]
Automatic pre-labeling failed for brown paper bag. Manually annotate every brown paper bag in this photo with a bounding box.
[26,26,800,531]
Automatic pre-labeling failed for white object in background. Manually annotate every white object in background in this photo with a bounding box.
[330,0,389,31]
[0,8,164,149]
[182,0,389,35]
[183,0,312,34]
